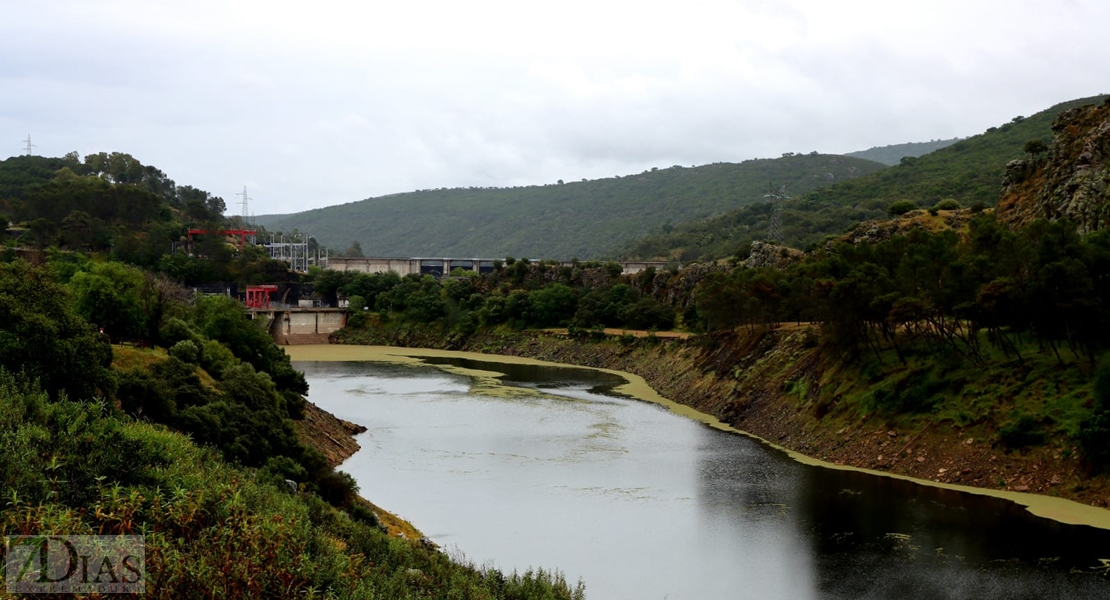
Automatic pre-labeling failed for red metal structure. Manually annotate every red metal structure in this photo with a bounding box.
[187,228,258,248]
[245,285,278,309]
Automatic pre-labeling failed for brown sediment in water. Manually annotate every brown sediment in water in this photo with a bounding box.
[287,343,1110,532]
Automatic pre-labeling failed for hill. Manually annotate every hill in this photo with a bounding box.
[844,138,963,165]
[998,98,1110,232]
[255,154,886,259]
[621,94,1109,261]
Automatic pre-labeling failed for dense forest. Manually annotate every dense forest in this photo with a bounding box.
[256,153,886,259]
[621,95,1109,262]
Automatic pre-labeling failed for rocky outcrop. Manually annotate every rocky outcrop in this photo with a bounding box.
[998,99,1110,233]
[744,241,803,269]
[834,208,980,246]
[294,401,367,467]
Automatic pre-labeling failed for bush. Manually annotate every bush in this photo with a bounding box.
[200,339,238,379]
[168,339,200,364]
[159,317,203,347]
[887,200,918,216]
[933,198,962,211]
[621,298,675,330]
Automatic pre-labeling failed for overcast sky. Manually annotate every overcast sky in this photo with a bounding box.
[2,0,1106,216]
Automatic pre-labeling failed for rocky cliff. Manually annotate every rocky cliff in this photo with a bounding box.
[998,99,1110,232]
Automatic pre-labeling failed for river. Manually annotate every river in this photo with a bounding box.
[293,349,1110,600]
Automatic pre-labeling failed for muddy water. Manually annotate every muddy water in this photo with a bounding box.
[293,348,1110,600]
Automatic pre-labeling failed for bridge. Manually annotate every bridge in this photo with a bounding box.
[328,257,674,277]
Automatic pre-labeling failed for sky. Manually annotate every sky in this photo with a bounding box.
[1,0,1107,216]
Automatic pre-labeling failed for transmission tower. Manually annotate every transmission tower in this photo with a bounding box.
[764,184,791,245]
[22,135,35,156]
[236,186,252,222]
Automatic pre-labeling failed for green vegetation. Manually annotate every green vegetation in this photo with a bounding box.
[621,95,1109,262]
[320,259,682,336]
[256,154,885,259]
[887,200,918,216]
[0,152,584,597]
[0,371,584,599]
[808,96,1106,211]
[0,152,298,284]
[844,138,963,166]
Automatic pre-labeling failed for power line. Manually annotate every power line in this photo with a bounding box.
[22,134,35,156]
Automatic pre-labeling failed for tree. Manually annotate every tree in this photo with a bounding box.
[179,185,226,223]
[191,295,307,394]
[1023,139,1048,159]
[887,200,917,216]
[344,240,364,257]
[0,261,113,400]
[60,210,109,250]
[26,218,58,248]
[528,283,578,326]
[69,262,149,339]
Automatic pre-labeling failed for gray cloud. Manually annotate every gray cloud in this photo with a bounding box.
[2,0,1108,214]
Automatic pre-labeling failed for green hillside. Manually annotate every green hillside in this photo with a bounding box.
[622,94,1109,261]
[844,138,963,165]
[255,154,885,259]
[810,95,1108,210]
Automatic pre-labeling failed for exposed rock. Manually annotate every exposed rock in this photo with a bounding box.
[744,241,804,269]
[294,400,367,467]
[998,100,1110,233]
[833,208,979,248]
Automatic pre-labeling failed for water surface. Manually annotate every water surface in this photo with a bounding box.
[297,357,1110,600]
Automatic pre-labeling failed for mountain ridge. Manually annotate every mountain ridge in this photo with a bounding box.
[255,154,886,259]
[844,138,963,165]
[620,94,1109,261]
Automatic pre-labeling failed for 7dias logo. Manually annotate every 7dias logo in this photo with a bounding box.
[5,535,145,594]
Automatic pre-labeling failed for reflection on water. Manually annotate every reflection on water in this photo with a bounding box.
[298,359,1110,600]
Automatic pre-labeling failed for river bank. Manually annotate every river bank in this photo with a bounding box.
[294,395,426,539]
[322,323,1110,526]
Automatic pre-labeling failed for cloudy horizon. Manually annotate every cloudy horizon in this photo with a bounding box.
[2,0,1107,216]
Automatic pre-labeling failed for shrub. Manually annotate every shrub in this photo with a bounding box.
[159,317,203,347]
[168,339,200,364]
[887,200,918,216]
[200,339,238,379]
[621,298,675,330]
[933,198,962,211]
